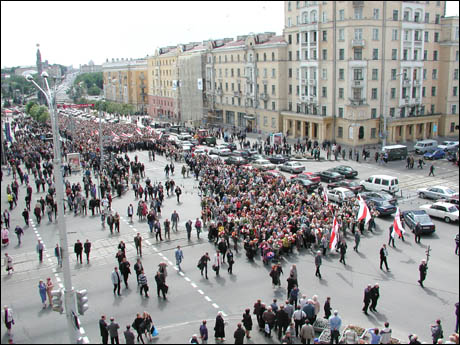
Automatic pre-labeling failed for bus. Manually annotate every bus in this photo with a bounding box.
[381,145,408,161]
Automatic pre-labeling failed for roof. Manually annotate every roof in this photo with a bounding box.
[257,36,286,45]
[213,40,245,50]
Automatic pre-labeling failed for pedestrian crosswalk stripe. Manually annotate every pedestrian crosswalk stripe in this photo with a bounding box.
[212,303,219,309]
[204,296,212,302]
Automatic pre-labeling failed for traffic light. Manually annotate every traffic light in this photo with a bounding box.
[51,289,64,313]
[76,289,88,315]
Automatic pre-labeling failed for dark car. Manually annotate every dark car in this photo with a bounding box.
[225,156,248,166]
[366,199,397,217]
[317,170,345,183]
[268,154,289,164]
[291,177,319,193]
[440,195,459,210]
[360,191,397,206]
[402,210,436,234]
[225,142,237,151]
[329,165,358,179]
[327,180,363,194]
[293,172,321,184]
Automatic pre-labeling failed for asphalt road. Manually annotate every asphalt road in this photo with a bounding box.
[1,144,459,344]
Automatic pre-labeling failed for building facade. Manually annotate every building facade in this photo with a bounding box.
[80,60,102,74]
[102,58,147,113]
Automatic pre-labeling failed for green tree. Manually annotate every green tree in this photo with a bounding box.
[37,106,50,122]
[29,104,41,120]
[25,101,38,114]
[88,85,101,96]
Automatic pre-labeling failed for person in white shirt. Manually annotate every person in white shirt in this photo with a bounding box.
[380,322,392,344]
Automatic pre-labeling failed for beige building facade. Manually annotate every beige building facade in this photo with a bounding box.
[102,58,148,113]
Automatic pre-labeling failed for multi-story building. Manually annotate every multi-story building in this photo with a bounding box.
[102,58,147,113]
[283,1,458,146]
[80,60,102,74]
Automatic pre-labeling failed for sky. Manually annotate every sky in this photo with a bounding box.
[1,1,459,69]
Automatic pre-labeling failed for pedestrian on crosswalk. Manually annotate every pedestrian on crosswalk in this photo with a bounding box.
[171,210,180,232]
[4,253,13,275]
[134,233,142,256]
[428,164,435,176]
[36,240,44,263]
[138,270,149,298]
[55,244,63,267]
[111,267,122,296]
[84,239,91,264]
[74,240,83,264]
[175,245,184,271]
[14,226,23,246]
[38,279,47,308]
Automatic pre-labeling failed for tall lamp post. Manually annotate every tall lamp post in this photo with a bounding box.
[382,72,404,148]
[25,72,82,343]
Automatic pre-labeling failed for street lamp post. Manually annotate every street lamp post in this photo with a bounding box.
[382,72,404,148]
[25,72,81,343]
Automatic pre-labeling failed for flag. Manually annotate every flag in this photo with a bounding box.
[111,131,117,137]
[391,207,406,238]
[357,195,371,224]
[329,217,339,249]
[95,130,99,136]
[136,128,142,136]
[323,187,328,203]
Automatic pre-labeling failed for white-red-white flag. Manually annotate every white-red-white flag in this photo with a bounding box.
[391,207,406,238]
[357,195,371,224]
[136,128,142,136]
[329,216,339,249]
[323,187,328,203]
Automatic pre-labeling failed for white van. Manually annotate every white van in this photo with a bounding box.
[360,175,400,194]
[414,139,438,154]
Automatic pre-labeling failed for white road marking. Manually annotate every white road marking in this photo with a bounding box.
[212,303,219,309]
[184,277,191,282]
[197,290,204,295]
[204,296,212,302]
[191,283,197,288]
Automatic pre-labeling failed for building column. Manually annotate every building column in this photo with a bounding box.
[300,121,305,138]
[308,121,313,139]
[318,123,324,142]
[421,122,426,139]
[433,121,438,138]
[390,126,395,144]
[284,119,289,137]
[412,124,418,141]
[402,125,407,142]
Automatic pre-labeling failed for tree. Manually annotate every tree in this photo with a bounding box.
[88,85,101,96]
[25,101,38,114]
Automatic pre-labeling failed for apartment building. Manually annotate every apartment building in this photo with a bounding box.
[283,1,458,146]
[102,58,147,113]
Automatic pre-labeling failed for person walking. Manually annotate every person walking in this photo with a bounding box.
[428,164,435,176]
[329,310,342,344]
[171,210,179,232]
[379,244,390,271]
[213,251,221,276]
[134,233,142,257]
[38,279,47,308]
[36,240,44,263]
[2,305,14,337]
[388,225,396,248]
[200,320,208,344]
[132,313,145,344]
[175,245,184,271]
[324,296,332,320]
[175,185,182,203]
[138,270,149,298]
[4,253,13,275]
[99,315,109,344]
[198,252,210,279]
[46,277,54,307]
[300,320,314,345]
[362,284,372,315]
[55,243,63,268]
[293,306,306,338]
[414,222,422,244]
[227,249,234,274]
[418,259,428,288]
[14,226,23,246]
[22,208,29,226]
[430,319,443,343]
[214,312,226,341]
[127,204,134,223]
[186,219,193,240]
[242,308,252,339]
[164,218,171,240]
[338,240,347,265]
[120,257,131,288]
[155,271,167,299]
[107,317,120,344]
[353,230,361,252]
[195,218,202,239]
[123,325,135,344]
[74,240,83,264]
[134,258,144,285]
[84,239,91,264]
[314,251,322,279]
[111,267,122,296]
[369,283,380,312]
[234,323,245,344]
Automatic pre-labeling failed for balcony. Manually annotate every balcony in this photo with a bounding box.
[348,98,366,106]
[413,80,422,86]
[351,39,365,48]
[353,80,363,87]
[259,93,269,101]
[216,88,223,96]
[308,79,316,85]
[234,91,241,97]
[353,1,364,7]
[402,79,411,87]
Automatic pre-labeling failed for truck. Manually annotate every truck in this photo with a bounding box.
[196,129,216,146]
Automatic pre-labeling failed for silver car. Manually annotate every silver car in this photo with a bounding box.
[251,159,276,171]
[418,186,459,200]
[279,161,305,174]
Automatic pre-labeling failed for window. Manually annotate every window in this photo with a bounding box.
[373,8,380,20]
[288,68,293,79]
[272,69,276,78]
[339,49,345,60]
[358,126,364,139]
[354,28,363,40]
[453,87,458,97]
[322,87,327,97]
[288,34,292,44]
[272,52,275,61]
[354,7,363,19]
[434,32,439,42]
[391,88,396,99]
[237,68,240,77]
[392,29,398,40]
[322,106,327,116]
[431,86,436,96]
[322,68,327,80]
[338,108,344,118]
[431,104,435,113]
[372,28,379,41]
[231,69,234,77]
[296,85,299,95]
[452,105,457,115]
[403,49,408,61]
[263,68,267,78]
[422,87,426,97]
[263,116,268,126]
[391,69,397,80]
[288,1,291,11]
[424,31,429,42]
[322,30,327,41]
[288,51,292,61]
[454,69,459,80]
[372,69,378,80]
[372,49,379,60]
[339,69,344,80]
[371,128,377,139]
[423,50,428,61]
[339,29,345,41]
[393,10,398,21]
[433,51,438,61]
[371,108,377,118]
[435,14,440,24]
[312,50,317,60]
[322,11,328,23]
[338,88,344,99]
[225,82,228,91]
[371,88,378,100]
[288,102,292,111]
[451,122,456,132]
[432,69,437,80]
[338,126,343,138]
[296,51,300,61]
[339,9,344,21]
[272,102,276,111]
[425,12,429,23]
[354,48,362,60]
[392,49,397,60]
[414,50,419,61]
[272,85,276,95]
[390,108,395,117]
[322,49,327,60]
[272,118,276,128]
[353,69,363,80]
[296,34,299,44]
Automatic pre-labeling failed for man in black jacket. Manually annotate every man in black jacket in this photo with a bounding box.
[74,240,83,264]
[84,239,91,264]
[362,284,372,315]
[369,283,380,312]
[234,323,246,344]
[120,258,131,288]
[275,305,290,340]
[99,315,109,344]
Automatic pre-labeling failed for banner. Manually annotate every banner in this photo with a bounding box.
[67,153,81,171]
[57,104,95,109]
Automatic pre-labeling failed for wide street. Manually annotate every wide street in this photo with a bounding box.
[1,142,459,344]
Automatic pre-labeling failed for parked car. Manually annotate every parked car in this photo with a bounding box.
[417,186,459,200]
[327,180,363,194]
[268,154,289,164]
[420,202,459,223]
[423,149,446,160]
[294,172,321,184]
[279,161,305,174]
[209,147,232,156]
[221,142,237,151]
[414,139,438,154]
[317,170,344,183]
[263,170,284,179]
[326,187,355,204]
[360,175,400,194]
[247,154,267,162]
[366,199,397,217]
[329,165,358,179]
[441,195,459,210]
[291,177,319,192]
[402,210,436,234]
[360,191,397,205]
[437,141,459,152]
[251,159,276,171]
[447,151,459,162]
[225,156,248,166]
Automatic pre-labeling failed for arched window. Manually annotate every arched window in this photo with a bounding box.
[302,12,308,24]
[272,52,275,61]
[311,10,317,23]
[358,126,364,139]
[263,53,267,61]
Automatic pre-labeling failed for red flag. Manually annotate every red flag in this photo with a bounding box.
[391,207,405,238]
[329,217,339,249]
[357,195,371,224]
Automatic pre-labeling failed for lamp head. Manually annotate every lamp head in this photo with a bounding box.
[25,74,34,82]
[41,71,49,78]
